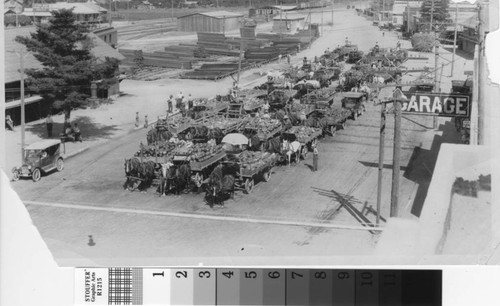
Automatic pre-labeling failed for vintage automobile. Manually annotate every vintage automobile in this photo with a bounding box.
[12,139,65,182]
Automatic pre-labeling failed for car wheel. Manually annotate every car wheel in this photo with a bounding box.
[56,158,64,172]
[244,178,254,194]
[32,168,41,182]
[263,171,272,182]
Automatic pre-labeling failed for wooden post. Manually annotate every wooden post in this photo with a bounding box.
[450,1,458,77]
[140,142,144,163]
[433,44,439,129]
[390,89,404,218]
[20,48,25,163]
[376,102,386,225]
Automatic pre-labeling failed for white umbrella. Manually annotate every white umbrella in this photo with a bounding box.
[221,133,248,146]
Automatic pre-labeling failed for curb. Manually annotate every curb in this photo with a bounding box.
[64,147,90,160]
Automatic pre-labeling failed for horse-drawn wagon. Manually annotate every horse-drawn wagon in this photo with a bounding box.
[340,92,368,120]
[282,126,321,158]
[226,151,279,194]
[172,143,227,189]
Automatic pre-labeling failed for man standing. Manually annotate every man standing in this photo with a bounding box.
[45,114,53,138]
[187,94,194,110]
[167,95,173,113]
[313,145,319,171]
[135,112,140,128]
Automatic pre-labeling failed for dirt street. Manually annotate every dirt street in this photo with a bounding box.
[9,9,465,266]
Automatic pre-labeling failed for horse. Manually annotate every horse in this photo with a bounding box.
[157,162,176,196]
[204,164,235,207]
[137,160,157,192]
[282,140,301,166]
[124,158,141,190]
[175,162,191,194]
[264,136,282,154]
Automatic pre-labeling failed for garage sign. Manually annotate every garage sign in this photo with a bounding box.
[401,93,470,117]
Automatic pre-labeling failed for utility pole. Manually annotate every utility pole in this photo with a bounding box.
[390,88,404,218]
[321,9,324,36]
[406,0,410,33]
[376,102,386,225]
[331,0,334,26]
[433,44,439,129]
[477,1,486,144]
[450,1,458,77]
[429,0,434,33]
[108,0,112,25]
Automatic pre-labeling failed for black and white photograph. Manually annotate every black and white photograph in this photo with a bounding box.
[1,0,499,272]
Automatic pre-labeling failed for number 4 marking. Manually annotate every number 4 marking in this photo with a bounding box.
[223,271,233,279]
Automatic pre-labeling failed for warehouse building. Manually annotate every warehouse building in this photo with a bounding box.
[272,14,306,34]
[177,11,244,33]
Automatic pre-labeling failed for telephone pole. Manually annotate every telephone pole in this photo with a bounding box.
[376,103,386,225]
[433,44,439,129]
[450,1,458,77]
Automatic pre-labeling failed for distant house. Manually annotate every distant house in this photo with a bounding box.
[250,5,297,22]
[458,15,479,54]
[177,11,244,33]
[136,0,155,10]
[272,14,306,34]
[181,0,198,8]
[392,1,422,29]
[4,0,23,15]
[4,26,125,125]
[22,1,108,24]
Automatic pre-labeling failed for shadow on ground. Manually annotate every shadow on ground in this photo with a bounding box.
[403,120,461,217]
[442,47,474,61]
[26,116,120,141]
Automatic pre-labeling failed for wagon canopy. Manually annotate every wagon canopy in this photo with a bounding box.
[222,133,248,145]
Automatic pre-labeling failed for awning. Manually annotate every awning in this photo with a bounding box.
[5,95,43,110]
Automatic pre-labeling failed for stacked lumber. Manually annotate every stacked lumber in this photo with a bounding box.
[118,49,192,69]
[244,47,280,61]
[181,61,258,80]
[197,32,237,56]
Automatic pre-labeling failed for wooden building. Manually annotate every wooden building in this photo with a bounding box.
[272,14,306,34]
[177,11,244,33]
[4,26,124,125]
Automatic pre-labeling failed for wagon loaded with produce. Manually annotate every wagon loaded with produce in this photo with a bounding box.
[282,126,321,158]
[243,118,282,148]
[172,142,227,188]
[225,151,279,194]
[304,87,336,111]
[315,106,352,135]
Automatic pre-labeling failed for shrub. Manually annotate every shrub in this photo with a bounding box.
[411,33,437,52]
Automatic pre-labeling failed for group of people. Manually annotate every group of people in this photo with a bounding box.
[166,91,195,117]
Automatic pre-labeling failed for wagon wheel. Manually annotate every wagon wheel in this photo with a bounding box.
[56,158,64,172]
[190,172,202,188]
[263,170,272,182]
[244,178,254,194]
[32,168,41,182]
[353,111,358,120]
[12,170,20,181]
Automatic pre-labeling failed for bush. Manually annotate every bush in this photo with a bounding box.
[411,33,437,52]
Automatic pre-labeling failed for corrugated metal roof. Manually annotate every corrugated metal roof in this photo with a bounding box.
[179,10,244,19]
[4,26,124,84]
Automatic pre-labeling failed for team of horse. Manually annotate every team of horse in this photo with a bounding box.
[124,158,191,195]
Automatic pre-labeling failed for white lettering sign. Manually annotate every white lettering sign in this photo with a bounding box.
[401,93,470,117]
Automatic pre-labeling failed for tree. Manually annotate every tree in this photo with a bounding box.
[15,9,95,125]
[420,0,450,31]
